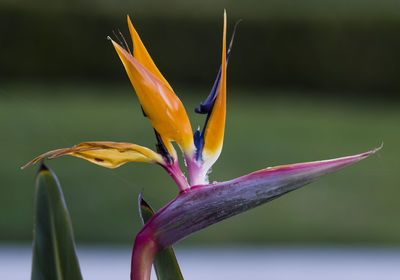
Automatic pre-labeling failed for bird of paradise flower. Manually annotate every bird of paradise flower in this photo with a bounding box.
[23,11,381,280]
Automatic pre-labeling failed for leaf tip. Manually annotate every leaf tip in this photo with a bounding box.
[38,161,49,173]
[138,192,156,225]
[137,191,147,224]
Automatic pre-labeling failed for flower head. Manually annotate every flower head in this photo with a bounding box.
[22,11,234,189]
[23,11,381,280]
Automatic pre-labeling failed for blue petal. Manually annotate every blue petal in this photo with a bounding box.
[193,129,204,161]
[194,21,240,115]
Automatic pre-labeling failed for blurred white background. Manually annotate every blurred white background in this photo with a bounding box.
[2,245,400,280]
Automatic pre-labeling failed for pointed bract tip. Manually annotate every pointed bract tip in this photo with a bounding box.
[361,144,383,158]
[373,142,384,153]
[138,191,155,225]
[138,191,145,224]
[138,190,151,209]
[38,160,49,173]
[138,190,144,205]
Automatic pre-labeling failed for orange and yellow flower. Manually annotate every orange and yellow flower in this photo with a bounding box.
[23,11,233,190]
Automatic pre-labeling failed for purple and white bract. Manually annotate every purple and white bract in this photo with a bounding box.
[131,147,381,279]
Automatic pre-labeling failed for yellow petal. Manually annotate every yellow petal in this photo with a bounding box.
[127,15,173,91]
[202,11,227,162]
[21,141,163,169]
[111,40,194,156]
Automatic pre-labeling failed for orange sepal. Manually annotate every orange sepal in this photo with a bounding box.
[202,11,227,163]
[127,15,173,92]
[110,40,194,156]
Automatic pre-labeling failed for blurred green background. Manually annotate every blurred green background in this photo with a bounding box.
[1,0,399,245]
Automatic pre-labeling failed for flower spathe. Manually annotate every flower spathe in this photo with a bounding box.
[23,10,382,280]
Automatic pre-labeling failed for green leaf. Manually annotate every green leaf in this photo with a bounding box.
[138,193,184,280]
[31,163,83,280]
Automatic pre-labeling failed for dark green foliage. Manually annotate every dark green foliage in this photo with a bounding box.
[2,2,400,96]
[31,163,82,280]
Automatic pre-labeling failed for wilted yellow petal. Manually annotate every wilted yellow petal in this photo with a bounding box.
[110,40,194,156]
[21,141,163,169]
[127,15,173,91]
[202,11,227,162]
